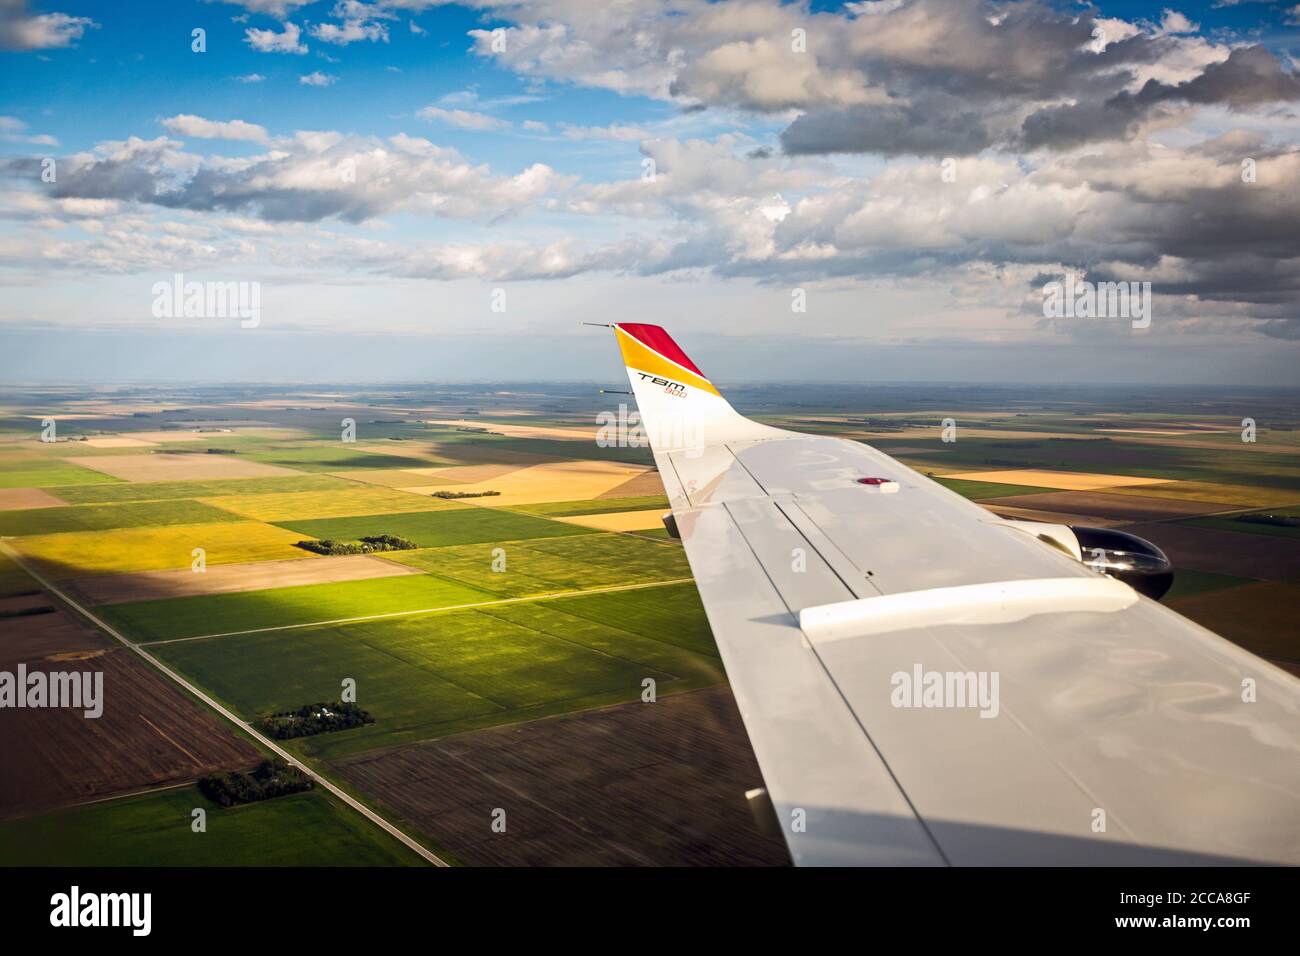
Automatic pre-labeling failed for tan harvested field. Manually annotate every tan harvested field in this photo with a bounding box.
[14,520,318,578]
[395,463,525,484]
[978,491,1231,522]
[72,454,301,482]
[0,488,67,511]
[0,649,260,819]
[0,599,109,666]
[426,419,597,441]
[1123,522,1300,580]
[1105,481,1300,508]
[598,470,667,498]
[200,486,456,522]
[81,437,158,448]
[401,459,652,507]
[335,686,789,866]
[331,468,451,488]
[63,553,422,606]
[942,469,1173,490]
[554,510,667,532]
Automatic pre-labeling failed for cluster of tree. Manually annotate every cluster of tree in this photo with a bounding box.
[204,448,238,455]
[430,490,501,499]
[198,759,313,807]
[294,534,417,555]
[256,701,374,740]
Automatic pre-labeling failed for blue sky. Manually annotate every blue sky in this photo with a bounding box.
[1,0,1299,384]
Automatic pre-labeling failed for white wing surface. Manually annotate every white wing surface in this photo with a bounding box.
[606,323,1300,866]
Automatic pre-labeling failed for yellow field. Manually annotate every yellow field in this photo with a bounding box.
[553,510,668,532]
[200,487,461,522]
[400,459,652,506]
[941,469,1172,490]
[1104,481,1300,507]
[14,521,318,578]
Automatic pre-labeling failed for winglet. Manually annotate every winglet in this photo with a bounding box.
[608,324,788,452]
[613,324,722,397]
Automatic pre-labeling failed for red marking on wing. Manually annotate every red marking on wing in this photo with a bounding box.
[617,324,707,379]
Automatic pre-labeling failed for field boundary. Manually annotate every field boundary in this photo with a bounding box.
[0,538,448,868]
[137,576,698,646]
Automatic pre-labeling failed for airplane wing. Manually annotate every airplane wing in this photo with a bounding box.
[605,322,1300,866]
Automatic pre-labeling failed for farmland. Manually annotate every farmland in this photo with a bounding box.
[149,580,724,760]
[1,379,1297,865]
[0,786,423,867]
[273,507,598,548]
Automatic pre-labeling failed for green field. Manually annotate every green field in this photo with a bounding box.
[931,477,1058,500]
[384,532,691,598]
[245,443,445,472]
[102,572,497,642]
[274,507,597,548]
[0,458,121,488]
[50,474,352,504]
[510,495,669,517]
[1184,516,1300,539]
[151,581,722,758]
[1164,568,1255,600]
[0,499,242,536]
[0,786,423,866]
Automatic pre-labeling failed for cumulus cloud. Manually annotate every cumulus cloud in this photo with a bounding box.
[299,71,337,87]
[0,0,95,50]
[6,130,566,225]
[161,115,270,144]
[245,21,307,54]
[463,0,1298,158]
[311,1,393,45]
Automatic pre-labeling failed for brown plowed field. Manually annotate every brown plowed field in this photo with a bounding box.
[336,686,790,866]
[0,648,259,819]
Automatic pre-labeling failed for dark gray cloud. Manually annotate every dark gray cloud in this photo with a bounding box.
[1020,46,1300,150]
[781,101,993,157]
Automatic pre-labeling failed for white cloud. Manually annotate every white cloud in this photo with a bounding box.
[1154,9,1199,35]
[215,0,313,15]
[299,71,338,87]
[417,107,511,131]
[160,114,271,144]
[245,22,308,55]
[235,73,265,84]
[0,3,97,50]
[311,1,393,45]
[0,115,58,146]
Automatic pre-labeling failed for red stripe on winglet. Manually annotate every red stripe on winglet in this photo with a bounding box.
[617,324,707,378]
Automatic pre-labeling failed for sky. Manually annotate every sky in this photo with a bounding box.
[1,0,1298,385]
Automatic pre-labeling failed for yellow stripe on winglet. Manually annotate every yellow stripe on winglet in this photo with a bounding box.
[615,328,721,397]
